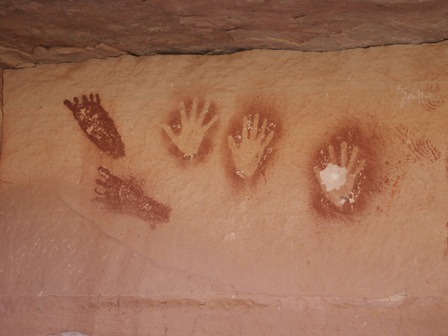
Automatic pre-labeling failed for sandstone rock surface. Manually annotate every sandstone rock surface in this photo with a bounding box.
[0,0,448,68]
[0,42,447,335]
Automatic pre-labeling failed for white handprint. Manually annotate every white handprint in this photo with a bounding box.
[314,141,366,208]
[228,114,275,179]
[162,97,219,158]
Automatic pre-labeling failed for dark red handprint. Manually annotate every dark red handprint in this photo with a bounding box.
[95,166,171,228]
[63,94,125,158]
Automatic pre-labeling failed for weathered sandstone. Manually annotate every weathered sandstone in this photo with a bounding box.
[0,42,447,335]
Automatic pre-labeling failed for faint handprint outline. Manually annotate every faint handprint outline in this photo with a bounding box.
[314,141,366,208]
[95,166,171,228]
[162,97,219,158]
[228,114,275,179]
[63,93,125,158]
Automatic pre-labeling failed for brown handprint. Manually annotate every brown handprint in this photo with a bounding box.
[95,166,171,228]
[63,94,125,158]
[314,142,366,209]
[162,97,219,158]
[228,114,275,179]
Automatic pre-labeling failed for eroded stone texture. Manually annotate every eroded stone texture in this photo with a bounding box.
[0,42,447,335]
[0,0,448,68]
[32,44,125,65]
[0,45,35,68]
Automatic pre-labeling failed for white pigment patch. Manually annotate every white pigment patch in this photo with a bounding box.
[319,163,347,191]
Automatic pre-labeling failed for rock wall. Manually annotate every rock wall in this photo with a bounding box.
[2,0,448,69]
[0,42,447,335]
[0,69,3,158]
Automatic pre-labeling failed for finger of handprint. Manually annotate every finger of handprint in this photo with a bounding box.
[89,93,95,102]
[179,101,187,122]
[94,186,106,195]
[251,114,260,139]
[82,95,89,105]
[199,99,211,123]
[242,116,249,139]
[73,97,80,105]
[261,130,275,148]
[347,146,360,173]
[95,94,101,104]
[95,178,108,187]
[98,166,111,179]
[328,145,337,165]
[258,118,268,140]
[314,166,323,183]
[354,159,366,176]
[340,141,348,167]
[63,99,74,109]
[203,114,219,132]
[191,97,199,119]
[162,124,177,141]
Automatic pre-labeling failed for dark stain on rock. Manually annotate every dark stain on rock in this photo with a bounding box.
[95,166,171,228]
[308,120,384,220]
[63,93,125,158]
[224,97,282,187]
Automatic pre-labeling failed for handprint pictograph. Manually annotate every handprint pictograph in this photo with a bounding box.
[63,94,125,158]
[314,141,366,209]
[95,166,171,228]
[228,114,275,179]
[162,97,219,159]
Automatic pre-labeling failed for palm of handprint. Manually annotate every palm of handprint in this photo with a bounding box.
[63,94,125,158]
[228,114,275,179]
[162,98,219,158]
[314,141,366,209]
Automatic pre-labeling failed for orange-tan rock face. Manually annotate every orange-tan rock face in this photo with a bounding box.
[0,42,447,335]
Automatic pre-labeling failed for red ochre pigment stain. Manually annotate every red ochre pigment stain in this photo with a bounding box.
[308,121,383,220]
[63,93,125,159]
[95,166,171,228]
[162,97,219,164]
[224,98,282,187]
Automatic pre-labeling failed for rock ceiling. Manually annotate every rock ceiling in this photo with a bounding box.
[0,0,447,69]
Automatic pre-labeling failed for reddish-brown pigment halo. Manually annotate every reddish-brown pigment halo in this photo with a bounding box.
[223,97,282,188]
[307,121,383,220]
[162,97,219,164]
